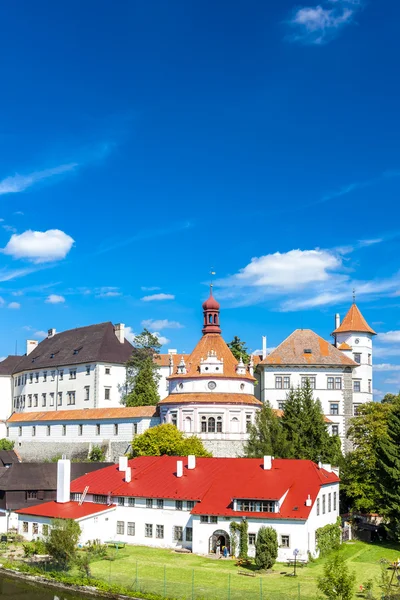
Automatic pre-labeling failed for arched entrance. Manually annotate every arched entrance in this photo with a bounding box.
[209,529,230,554]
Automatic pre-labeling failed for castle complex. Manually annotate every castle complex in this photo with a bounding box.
[2,288,375,460]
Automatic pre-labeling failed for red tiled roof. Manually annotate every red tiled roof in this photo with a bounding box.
[168,334,255,381]
[70,456,339,521]
[338,342,352,351]
[332,304,376,335]
[260,330,357,367]
[7,406,158,423]
[158,393,262,406]
[156,354,190,367]
[15,501,116,519]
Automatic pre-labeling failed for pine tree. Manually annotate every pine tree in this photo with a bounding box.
[376,402,400,540]
[280,386,303,457]
[317,553,355,600]
[125,357,160,406]
[245,402,292,458]
[255,526,278,570]
[122,329,162,406]
[227,336,250,363]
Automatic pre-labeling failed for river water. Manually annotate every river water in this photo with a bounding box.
[0,574,95,599]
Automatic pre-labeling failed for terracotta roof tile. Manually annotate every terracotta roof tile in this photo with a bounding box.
[168,334,255,381]
[260,329,357,367]
[338,342,352,350]
[159,393,262,406]
[332,304,376,335]
[7,406,158,423]
[155,354,190,367]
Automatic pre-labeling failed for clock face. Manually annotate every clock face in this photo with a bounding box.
[355,338,360,344]
[208,381,217,390]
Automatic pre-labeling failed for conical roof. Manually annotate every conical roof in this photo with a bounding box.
[332,304,376,335]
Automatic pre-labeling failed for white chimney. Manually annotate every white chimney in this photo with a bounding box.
[322,463,332,473]
[168,349,177,355]
[335,314,340,330]
[119,456,128,472]
[48,328,56,338]
[305,494,312,507]
[125,467,132,483]
[57,458,71,504]
[26,340,38,356]
[318,461,322,469]
[114,323,125,344]
[262,336,267,360]
[263,455,272,470]
[177,460,183,478]
[188,455,196,470]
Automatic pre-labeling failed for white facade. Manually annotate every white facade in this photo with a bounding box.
[12,362,126,414]
[335,331,373,409]
[0,374,13,438]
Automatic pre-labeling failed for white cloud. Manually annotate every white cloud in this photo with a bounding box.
[374,364,400,372]
[141,293,175,302]
[45,294,65,304]
[3,229,74,263]
[374,347,400,358]
[288,1,360,44]
[12,290,24,296]
[141,319,183,331]
[141,286,161,291]
[34,330,47,339]
[378,330,400,343]
[14,211,24,216]
[124,326,169,346]
[97,291,121,298]
[8,302,20,309]
[3,224,17,233]
[373,388,384,400]
[0,297,5,307]
[0,163,78,195]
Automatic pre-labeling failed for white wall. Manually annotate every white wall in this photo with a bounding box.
[336,332,373,408]
[0,375,13,438]
[168,378,255,395]
[12,363,127,413]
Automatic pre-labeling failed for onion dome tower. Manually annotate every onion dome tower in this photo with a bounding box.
[202,285,221,335]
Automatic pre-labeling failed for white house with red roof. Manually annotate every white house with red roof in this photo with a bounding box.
[16,455,339,561]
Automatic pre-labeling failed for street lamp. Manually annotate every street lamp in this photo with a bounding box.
[293,548,299,577]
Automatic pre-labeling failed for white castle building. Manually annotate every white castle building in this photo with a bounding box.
[3,292,375,459]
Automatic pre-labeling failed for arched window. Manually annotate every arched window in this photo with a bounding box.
[209,314,213,324]
[214,314,217,324]
[184,417,192,433]
[217,416,222,433]
[208,417,216,433]
[201,416,207,433]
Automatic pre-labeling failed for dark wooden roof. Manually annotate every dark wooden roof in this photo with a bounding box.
[0,462,113,491]
[0,356,23,376]
[14,322,133,372]
[0,451,20,466]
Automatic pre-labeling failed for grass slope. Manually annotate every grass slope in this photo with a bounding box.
[87,540,400,600]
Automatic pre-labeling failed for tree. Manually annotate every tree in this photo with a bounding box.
[376,401,400,540]
[255,526,278,570]
[281,380,342,464]
[227,336,250,364]
[244,402,292,458]
[0,439,14,451]
[45,519,81,569]
[88,445,106,462]
[129,424,211,457]
[125,357,160,407]
[122,329,162,406]
[382,392,400,404]
[317,553,355,600]
[340,401,392,513]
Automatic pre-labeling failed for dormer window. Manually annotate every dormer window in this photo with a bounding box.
[236,499,276,513]
[304,349,312,354]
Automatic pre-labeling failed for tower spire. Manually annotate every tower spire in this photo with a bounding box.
[202,286,221,335]
[353,288,356,303]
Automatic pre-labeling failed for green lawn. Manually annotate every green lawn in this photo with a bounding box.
[87,540,400,600]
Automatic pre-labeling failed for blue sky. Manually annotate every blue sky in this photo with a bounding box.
[0,0,399,398]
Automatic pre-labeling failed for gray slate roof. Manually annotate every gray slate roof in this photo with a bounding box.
[13,322,133,372]
[0,462,113,491]
[0,356,23,376]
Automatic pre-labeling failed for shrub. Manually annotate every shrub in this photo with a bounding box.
[316,518,342,557]
[88,445,106,461]
[317,553,355,600]
[255,526,278,570]
[45,519,81,569]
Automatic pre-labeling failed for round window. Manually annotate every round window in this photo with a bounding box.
[208,381,217,390]
[178,383,183,390]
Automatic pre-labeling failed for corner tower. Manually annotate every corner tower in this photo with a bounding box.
[332,303,376,407]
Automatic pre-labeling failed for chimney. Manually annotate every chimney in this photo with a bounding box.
[48,328,56,338]
[26,340,38,356]
[263,455,272,470]
[188,455,196,470]
[119,456,128,472]
[57,457,71,503]
[176,460,183,478]
[322,463,332,473]
[125,467,132,483]
[114,323,125,344]
[168,349,177,355]
[262,336,267,360]
[305,494,312,507]
[335,314,340,330]
[318,461,322,469]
